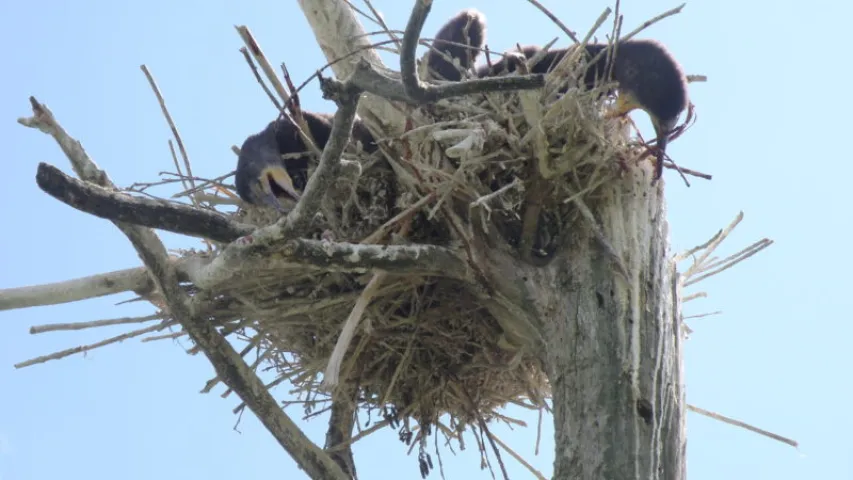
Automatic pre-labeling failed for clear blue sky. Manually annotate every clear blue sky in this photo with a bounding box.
[1,0,849,478]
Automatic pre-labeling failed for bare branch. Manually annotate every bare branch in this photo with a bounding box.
[187,237,468,290]
[687,404,798,448]
[523,0,580,44]
[140,64,198,206]
[0,266,152,312]
[234,25,292,106]
[30,314,162,334]
[15,321,172,369]
[35,162,254,243]
[286,78,362,235]
[324,391,358,479]
[19,97,350,480]
[284,239,468,278]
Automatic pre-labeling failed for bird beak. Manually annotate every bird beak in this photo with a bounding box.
[259,165,301,212]
[604,91,641,119]
[651,117,678,181]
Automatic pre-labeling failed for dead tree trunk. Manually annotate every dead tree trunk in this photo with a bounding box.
[508,170,685,479]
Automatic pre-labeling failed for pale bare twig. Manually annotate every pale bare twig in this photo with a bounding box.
[30,314,162,334]
[140,65,198,206]
[15,322,172,369]
[687,404,798,448]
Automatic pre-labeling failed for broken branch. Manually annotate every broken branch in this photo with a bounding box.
[35,162,254,244]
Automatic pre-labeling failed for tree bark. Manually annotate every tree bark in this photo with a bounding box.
[536,168,685,479]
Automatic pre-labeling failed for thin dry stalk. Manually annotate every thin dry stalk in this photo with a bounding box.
[140,65,198,206]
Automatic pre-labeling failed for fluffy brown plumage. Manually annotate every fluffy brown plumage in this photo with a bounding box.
[423,9,487,81]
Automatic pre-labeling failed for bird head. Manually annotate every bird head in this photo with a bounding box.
[605,90,680,181]
[236,136,302,213]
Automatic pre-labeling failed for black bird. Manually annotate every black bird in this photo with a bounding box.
[476,40,689,180]
[423,9,487,81]
[235,111,377,211]
[591,40,688,181]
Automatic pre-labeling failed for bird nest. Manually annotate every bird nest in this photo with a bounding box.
[197,61,636,440]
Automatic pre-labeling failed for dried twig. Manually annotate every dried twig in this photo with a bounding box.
[30,314,162,334]
[140,65,198,206]
[0,266,158,312]
[687,404,798,448]
[36,162,254,243]
[15,321,173,369]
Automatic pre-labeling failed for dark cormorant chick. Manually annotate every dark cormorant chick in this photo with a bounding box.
[235,111,377,211]
[423,9,487,81]
[476,40,688,180]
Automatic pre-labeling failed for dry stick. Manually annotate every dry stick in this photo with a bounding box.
[693,237,770,274]
[682,311,722,320]
[680,211,744,280]
[605,0,624,84]
[360,192,436,244]
[341,0,380,28]
[362,0,403,51]
[142,331,186,342]
[0,265,158,312]
[687,404,798,448]
[30,314,162,334]
[140,65,198,207]
[619,3,686,43]
[489,434,548,480]
[685,239,773,287]
[535,406,543,455]
[235,27,323,159]
[524,0,580,44]
[681,292,707,303]
[35,163,255,243]
[235,26,291,105]
[662,161,712,180]
[173,170,236,199]
[165,140,192,198]
[322,271,386,389]
[19,97,350,480]
[15,322,171,369]
[239,47,283,111]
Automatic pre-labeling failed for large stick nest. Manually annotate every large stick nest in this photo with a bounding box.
[202,57,636,431]
[19,5,692,463]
